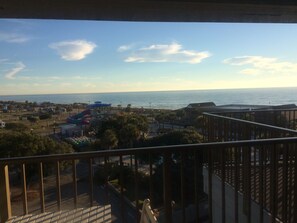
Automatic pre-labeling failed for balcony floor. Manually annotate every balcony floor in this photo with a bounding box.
[6,205,111,223]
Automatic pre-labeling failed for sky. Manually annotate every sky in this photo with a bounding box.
[1,19,297,95]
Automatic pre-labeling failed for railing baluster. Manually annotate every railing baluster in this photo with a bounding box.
[208,147,213,223]
[293,143,297,222]
[247,146,251,223]
[56,161,61,211]
[258,146,264,223]
[0,164,11,222]
[181,151,186,223]
[72,159,77,208]
[89,158,94,207]
[293,110,296,130]
[104,155,109,205]
[194,150,201,223]
[289,144,293,222]
[270,144,277,222]
[282,144,288,222]
[119,155,125,223]
[163,152,172,223]
[134,154,140,222]
[253,146,256,200]
[234,147,239,223]
[221,147,226,223]
[21,163,28,215]
[243,146,251,222]
[149,153,153,206]
[39,162,45,213]
[289,111,292,129]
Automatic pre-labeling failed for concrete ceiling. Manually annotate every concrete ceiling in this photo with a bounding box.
[1,0,297,23]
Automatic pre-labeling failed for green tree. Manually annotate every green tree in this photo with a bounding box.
[95,113,148,148]
[140,129,202,147]
[0,131,73,158]
[119,124,140,148]
[101,129,118,150]
[5,122,29,132]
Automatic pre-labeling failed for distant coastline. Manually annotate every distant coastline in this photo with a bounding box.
[1,87,297,110]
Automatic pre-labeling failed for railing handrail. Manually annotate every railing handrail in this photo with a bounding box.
[203,112,297,134]
[1,137,297,165]
[209,107,297,114]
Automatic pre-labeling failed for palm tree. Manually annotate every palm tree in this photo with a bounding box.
[101,129,118,150]
[119,124,140,148]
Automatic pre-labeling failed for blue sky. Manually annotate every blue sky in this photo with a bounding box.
[1,19,297,95]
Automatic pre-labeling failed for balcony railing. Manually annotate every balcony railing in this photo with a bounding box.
[203,112,297,142]
[1,113,297,223]
[211,108,297,130]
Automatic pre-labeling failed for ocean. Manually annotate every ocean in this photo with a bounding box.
[0,87,297,110]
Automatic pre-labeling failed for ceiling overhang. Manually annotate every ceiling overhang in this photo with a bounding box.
[1,0,297,23]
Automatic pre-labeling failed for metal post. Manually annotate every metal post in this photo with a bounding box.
[56,161,61,211]
[0,164,11,222]
[21,163,28,215]
[293,143,297,222]
[39,162,45,213]
[72,160,77,208]
[134,155,140,222]
[89,158,94,207]
[163,152,172,223]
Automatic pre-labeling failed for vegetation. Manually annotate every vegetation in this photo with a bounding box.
[39,113,52,120]
[140,128,202,147]
[4,122,30,131]
[101,129,118,150]
[0,131,73,158]
[93,113,149,149]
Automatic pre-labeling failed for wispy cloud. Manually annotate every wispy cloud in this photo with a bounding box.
[0,59,8,63]
[73,75,102,80]
[120,42,211,64]
[223,56,297,75]
[48,76,61,80]
[49,40,97,61]
[4,62,26,79]
[0,32,30,43]
[33,83,52,87]
[83,83,97,88]
[117,44,133,52]
[60,82,72,87]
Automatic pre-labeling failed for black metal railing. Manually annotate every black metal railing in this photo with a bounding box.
[1,137,297,223]
[1,112,297,223]
[211,108,297,130]
[203,112,297,142]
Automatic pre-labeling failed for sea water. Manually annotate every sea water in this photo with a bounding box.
[0,87,297,110]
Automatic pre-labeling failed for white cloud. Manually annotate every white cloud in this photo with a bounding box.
[49,40,97,61]
[83,83,97,88]
[33,83,52,87]
[0,32,30,43]
[4,62,26,79]
[60,82,72,87]
[48,76,61,80]
[0,59,8,63]
[239,69,260,76]
[120,42,210,64]
[72,75,102,80]
[223,56,297,75]
[117,44,133,52]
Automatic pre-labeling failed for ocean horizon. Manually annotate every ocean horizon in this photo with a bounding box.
[1,87,297,110]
